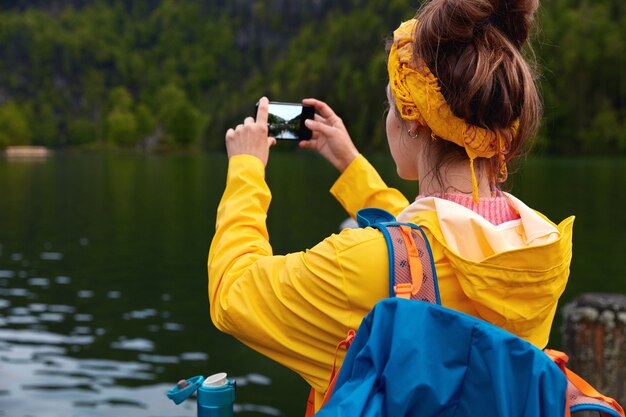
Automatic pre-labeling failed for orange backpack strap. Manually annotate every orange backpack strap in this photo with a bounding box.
[545,349,625,417]
[381,223,439,304]
[304,389,316,417]
[304,330,356,417]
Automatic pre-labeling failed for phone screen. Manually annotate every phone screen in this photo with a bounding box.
[264,102,314,140]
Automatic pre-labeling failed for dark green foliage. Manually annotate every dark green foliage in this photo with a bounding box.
[106,111,137,146]
[0,0,624,154]
[0,101,31,147]
[135,104,156,138]
[67,118,98,145]
[105,86,138,146]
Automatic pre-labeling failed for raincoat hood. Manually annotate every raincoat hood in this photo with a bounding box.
[398,194,575,348]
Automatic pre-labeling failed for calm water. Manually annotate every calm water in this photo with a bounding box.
[0,152,625,417]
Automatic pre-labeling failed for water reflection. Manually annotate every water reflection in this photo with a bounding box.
[0,239,285,416]
[0,154,312,416]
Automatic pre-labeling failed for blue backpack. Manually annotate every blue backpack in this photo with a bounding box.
[309,208,625,417]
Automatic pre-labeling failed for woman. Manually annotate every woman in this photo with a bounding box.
[208,0,574,413]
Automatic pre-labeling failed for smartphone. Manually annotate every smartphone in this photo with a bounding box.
[257,101,315,140]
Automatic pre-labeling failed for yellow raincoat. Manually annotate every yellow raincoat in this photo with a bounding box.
[208,154,574,412]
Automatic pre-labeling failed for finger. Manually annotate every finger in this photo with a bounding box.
[268,137,277,147]
[235,124,244,132]
[305,118,335,136]
[225,128,235,140]
[256,97,270,126]
[313,114,327,124]
[303,98,337,120]
[299,139,317,150]
[244,117,255,126]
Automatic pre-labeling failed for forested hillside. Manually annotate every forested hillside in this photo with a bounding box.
[0,0,624,154]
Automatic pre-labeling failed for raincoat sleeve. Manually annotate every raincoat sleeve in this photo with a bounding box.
[208,154,388,392]
[330,154,409,218]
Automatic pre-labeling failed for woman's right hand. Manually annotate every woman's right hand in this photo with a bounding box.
[299,98,359,173]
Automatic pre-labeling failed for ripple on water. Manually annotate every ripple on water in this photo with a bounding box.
[10,307,30,315]
[180,351,208,361]
[71,326,91,335]
[28,303,47,313]
[74,398,147,409]
[235,373,272,387]
[138,354,180,364]
[77,290,94,298]
[111,337,154,352]
[162,322,184,331]
[8,316,38,325]
[55,276,71,284]
[39,313,65,323]
[23,383,98,393]
[0,270,15,279]
[28,277,50,287]
[0,288,34,297]
[74,314,93,322]
[0,329,94,345]
[40,252,64,261]
[123,309,157,320]
[49,305,75,314]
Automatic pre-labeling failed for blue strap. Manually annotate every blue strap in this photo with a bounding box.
[571,404,623,417]
[356,208,395,227]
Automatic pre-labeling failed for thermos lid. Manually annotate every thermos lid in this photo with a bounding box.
[203,372,228,387]
[167,375,204,405]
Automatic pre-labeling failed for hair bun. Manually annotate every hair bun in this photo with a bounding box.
[490,0,539,48]
[415,0,538,49]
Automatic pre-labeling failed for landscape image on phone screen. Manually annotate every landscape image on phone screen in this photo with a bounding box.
[267,103,304,140]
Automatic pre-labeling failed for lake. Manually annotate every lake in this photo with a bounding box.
[1,152,625,417]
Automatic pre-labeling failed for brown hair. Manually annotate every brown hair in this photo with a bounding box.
[411,0,542,190]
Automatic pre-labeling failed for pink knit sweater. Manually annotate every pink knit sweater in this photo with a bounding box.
[419,193,520,226]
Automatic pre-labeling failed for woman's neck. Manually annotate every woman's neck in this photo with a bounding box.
[417,157,492,198]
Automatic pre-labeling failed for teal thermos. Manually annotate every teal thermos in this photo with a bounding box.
[167,372,236,417]
[197,373,235,417]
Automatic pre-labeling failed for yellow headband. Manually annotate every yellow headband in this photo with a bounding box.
[388,19,518,202]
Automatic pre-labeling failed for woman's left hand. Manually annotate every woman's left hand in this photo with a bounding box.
[225,97,276,167]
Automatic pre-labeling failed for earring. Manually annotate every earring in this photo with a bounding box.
[407,128,418,138]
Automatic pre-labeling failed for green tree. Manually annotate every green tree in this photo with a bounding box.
[167,101,201,146]
[0,133,8,151]
[31,103,58,147]
[0,101,32,146]
[136,104,156,138]
[105,86,139,146]
[156,84,200,146]
[106,111,138,146]
[67,118,97,145]
[109,86,133,112]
